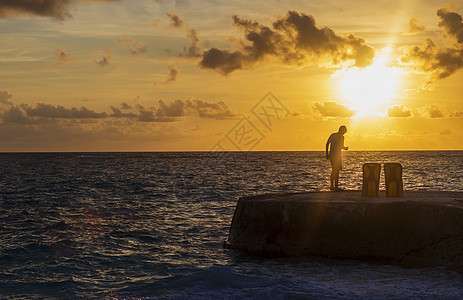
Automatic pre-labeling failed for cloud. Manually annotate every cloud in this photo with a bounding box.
[437,8,463,43]
[94,48,112,67]
[440,128,451,135]
[22,103,107,119]
[165,64,179,83]
[163,13,201,57]
[313,101,356,118]
[156,99,185,119]
[120,102,132,110]
[404,18,425,35]
[0,0,119,20]
[0,90,13,105]
[134,100,184,122]
[199,48,244,74]
[400,9,463,81]
[133,99,239,121]
[199,11,375,75]
[0,92,238,125]
[0,116,187,152]
[424,104,444,118]
[115,36,146,55]
[386,104,412,118]
[109,106,137,118]
[166,12,185,28]
[154,64,179,85]
[54,48,74,65]
[186,99,240,119]
[400,38,463,80]
[2,106,37,124]
[184,28,200,57]
[450,110,463,118]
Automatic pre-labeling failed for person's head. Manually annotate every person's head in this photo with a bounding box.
[338,125,347,134]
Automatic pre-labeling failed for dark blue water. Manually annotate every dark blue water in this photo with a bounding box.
[0,151,462,299]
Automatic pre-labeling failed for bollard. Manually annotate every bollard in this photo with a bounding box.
[361,163,381,197]
[384,163,404,197]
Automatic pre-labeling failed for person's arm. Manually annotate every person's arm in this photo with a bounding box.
[325,136,331,159]
[342,136,349,150]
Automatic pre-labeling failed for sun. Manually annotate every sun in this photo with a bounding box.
[333,48,404,116]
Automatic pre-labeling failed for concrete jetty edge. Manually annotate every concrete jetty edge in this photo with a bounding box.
[224,191,463,273]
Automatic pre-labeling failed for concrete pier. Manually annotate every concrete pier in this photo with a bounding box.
[225,191,463,273]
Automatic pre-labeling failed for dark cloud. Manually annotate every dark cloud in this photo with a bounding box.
[1,98,107,124]
[186,99,239,119]
[437,8,463,43]
[120,102,132,110]
[400,9,463,81]
[94,48,112,67]
[199,11,375,75]
[313,101,356,118]
[0,95,237,124]
[164,13,201,57]
[404,18,425,35]
[0,0,119,20]
[115,36,147,55]
[134,101,184,122]
[386,104,412,118]
[2,106,35,124]
[400,38,463,80]
[0,90,13,105]
[133,99,238,122]
[200,48,244,75]
[54,48,74,65]
[184,29,200,57]
[109,106,137,118]
[23,103,107,119]
[165,64,179,83]
[157,99,185,118]
[166,12,185,28]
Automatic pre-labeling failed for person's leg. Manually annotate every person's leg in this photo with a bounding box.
[334,169,340,189]
[330,169,335,190]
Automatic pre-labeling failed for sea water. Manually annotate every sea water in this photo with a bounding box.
[0,151,462,299]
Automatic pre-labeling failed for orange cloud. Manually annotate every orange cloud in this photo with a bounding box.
[313,101,356,118]
[423,105,444,118]
[404,18,425,35]
[54,48,75,65]
[166,12,185,28]
[0,90,13,105]
[94,48,112,67]
[386,104,412,118]
[115,36,146,55]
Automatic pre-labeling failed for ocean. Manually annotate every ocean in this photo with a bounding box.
[0,151,462,299]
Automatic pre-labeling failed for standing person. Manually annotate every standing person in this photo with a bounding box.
[325,125,349,191]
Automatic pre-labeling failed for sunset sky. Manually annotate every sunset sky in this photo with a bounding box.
[1,0,463,151]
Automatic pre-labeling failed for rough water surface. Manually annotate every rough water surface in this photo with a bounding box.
[0,151,462,299]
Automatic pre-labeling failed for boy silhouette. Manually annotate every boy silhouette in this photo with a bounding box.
[325,125,349,191]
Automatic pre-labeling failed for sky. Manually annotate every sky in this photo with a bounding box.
[1,0,463,151]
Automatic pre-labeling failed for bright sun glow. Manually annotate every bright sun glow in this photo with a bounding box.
[334,48,404,116]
